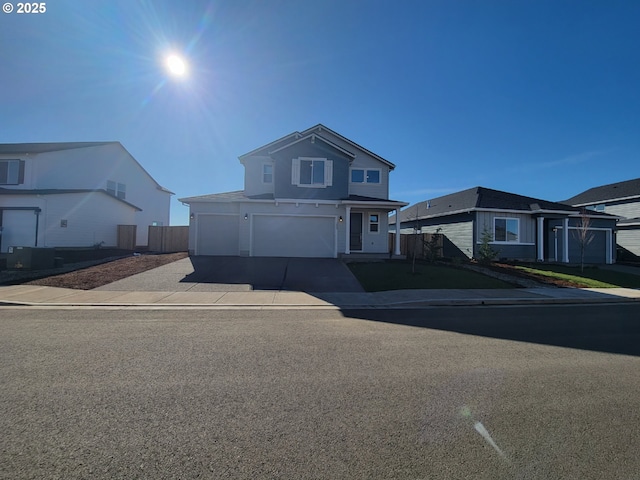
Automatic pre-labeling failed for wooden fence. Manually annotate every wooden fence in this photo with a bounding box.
[148,225,189,252]
[117,225,137,250]
[389,233,443,260]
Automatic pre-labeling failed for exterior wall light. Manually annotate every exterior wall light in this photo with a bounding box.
[244,213,248,220]
[339,216,343,222]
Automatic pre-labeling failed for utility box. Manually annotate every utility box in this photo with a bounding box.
[7,247,56,270]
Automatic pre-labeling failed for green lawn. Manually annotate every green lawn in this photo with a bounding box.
[513,264,640,289]
[348,261,516,291]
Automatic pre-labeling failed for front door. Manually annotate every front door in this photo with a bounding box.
[350,212,363,251]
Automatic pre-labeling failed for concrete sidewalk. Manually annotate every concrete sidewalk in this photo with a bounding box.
[1,284,639,308]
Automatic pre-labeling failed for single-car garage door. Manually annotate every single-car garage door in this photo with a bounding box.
[569,229,608,264]
[196,214,239,256]
[252,215,336,258]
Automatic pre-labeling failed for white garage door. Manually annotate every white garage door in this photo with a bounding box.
[252,215,336,258]
[1,210,37,253]
[196,214,239,256]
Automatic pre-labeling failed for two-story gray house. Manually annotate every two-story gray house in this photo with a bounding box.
[564,177,640,258]
[180,125,407,258]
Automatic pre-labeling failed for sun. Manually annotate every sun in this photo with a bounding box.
[165,54,188,77]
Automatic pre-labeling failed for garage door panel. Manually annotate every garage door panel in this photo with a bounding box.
[252,215,335,258]
[196,214,239,256]
[569,230,606,264]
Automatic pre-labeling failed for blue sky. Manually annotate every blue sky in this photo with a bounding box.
[1,0,638,226]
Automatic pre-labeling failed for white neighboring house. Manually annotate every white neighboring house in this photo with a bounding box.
[0,142,172,252]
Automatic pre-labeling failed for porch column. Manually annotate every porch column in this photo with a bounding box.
[344,206,351,255]
[537,216,545,261]
[562,217,570,263]
[394,209,401,256]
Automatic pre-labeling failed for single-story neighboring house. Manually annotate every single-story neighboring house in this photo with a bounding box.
[564,177,640,258]
[391,186,618,264]
[180,124,407,258]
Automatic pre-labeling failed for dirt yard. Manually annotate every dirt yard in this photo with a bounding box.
[22,252,188,290]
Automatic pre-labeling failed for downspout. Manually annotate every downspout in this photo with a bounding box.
[34,209,40,246]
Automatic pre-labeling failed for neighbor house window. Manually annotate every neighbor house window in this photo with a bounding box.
[107,180,126,200]
[369,214,380,233]
[494,218,519,242]
[292,157,333,187]
[0,159,24,185]
[350,168,381,184]
[263,164,273,183]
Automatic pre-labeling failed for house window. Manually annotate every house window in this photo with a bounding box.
[369,214,380,233]
[152,221,163,226]
[107,180,126,200]
[0,159,24,185]
[351,168,381,184]
[292,157,332,187]
[263,164,273,183]
[494,218,519,242]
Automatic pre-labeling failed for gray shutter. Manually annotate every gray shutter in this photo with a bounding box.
[18,160,25,184]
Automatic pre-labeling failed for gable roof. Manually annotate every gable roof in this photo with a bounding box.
[0,142,115,154]
[563,178,640,206]
[393,187,580,224]
[0,142,174,195]
[238,124,395,169]
[269,133,356,158]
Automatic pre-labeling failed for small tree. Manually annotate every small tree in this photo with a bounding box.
[477,228,499,264]
[423,227,443,263]
[574,209,594,272]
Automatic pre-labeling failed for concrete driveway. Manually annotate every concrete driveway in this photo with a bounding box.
[95,256,365,293]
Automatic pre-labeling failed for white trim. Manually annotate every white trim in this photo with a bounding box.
[345,206,351,254]
[398,207,578,224]
[476,242,536,246]
[572,194,640,207]
[261,162,273,184]
[368,212,381,234]
[553,226,614,264]
[292,157,331,188]
[238,132,301,161]
[270,134,355,158]
[394,208,401,255]
[537,216,545,261]
[493,217,520,243]
[300,124,396,169]
[350,167,382,184]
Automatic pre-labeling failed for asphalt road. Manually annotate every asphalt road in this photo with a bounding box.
[1,304,639,479]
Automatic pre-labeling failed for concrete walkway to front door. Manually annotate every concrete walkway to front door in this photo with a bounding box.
[94,256,366,293]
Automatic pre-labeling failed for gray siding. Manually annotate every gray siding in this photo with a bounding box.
[617,228,640,256]
[243,156,274,197]
[417,214,475,259]
[598,199,640,219]
[271,140,350,200]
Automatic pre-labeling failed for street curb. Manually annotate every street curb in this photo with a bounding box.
[1,296,637,309]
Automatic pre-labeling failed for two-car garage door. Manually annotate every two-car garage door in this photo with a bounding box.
[252,215,336,257]
[195,214,336,258]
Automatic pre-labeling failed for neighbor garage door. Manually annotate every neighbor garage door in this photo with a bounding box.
[196,214,239,256]
[252,215,336,258]
[568,229,608,264]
